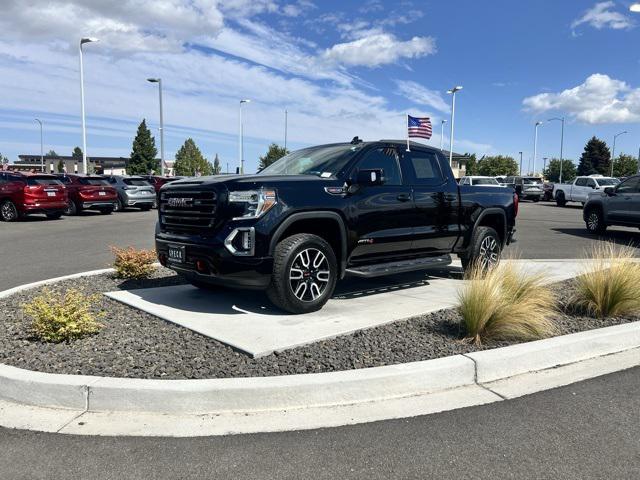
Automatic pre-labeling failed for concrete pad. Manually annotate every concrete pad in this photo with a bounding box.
[483,347,640,399]
[60,384,501,437]
[0,399,84,433]
[104,259,591,357]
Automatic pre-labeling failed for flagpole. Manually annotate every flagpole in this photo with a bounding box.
[406,114,410,152]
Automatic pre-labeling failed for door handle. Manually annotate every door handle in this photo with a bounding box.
[396,193,411,202]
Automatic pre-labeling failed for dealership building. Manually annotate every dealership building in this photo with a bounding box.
[12,155,174,176]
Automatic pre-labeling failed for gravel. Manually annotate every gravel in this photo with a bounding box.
[0,269,637,380]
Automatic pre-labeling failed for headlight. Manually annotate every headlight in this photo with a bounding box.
[229,188,277,219]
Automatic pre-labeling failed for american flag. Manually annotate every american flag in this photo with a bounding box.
[407,115,432,140]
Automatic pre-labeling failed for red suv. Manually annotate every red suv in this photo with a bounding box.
[0,172,68,221]
[55,174,117,215]
[141,175,184,207]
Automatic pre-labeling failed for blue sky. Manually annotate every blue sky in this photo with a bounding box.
[0,0,639,174]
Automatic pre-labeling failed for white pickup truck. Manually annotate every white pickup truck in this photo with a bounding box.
[553,175,620,207]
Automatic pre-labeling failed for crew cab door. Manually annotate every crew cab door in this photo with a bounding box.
[348,146,415,263]
[608,177,640,224]
[403,149,461,253]
[572,178,589,202]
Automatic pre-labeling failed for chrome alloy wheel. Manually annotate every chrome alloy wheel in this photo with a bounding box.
[587,211,600,232]
[1,201,17,221]
[479,235,499,269]
[289,248,331,302]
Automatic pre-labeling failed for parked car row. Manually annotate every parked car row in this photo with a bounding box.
[0,171,181,222]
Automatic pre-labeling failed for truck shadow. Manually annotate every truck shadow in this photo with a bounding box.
[551,227,640,247]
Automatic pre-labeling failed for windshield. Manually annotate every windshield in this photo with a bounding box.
[26,176,62,186]
[259,144,363,176]
[523,177,542,185]
[473,178,500,185]
[79,177,109,186]
[597,178,619,186]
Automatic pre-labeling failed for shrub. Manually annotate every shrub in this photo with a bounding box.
[23,288,103,343]
[111,246,157,279]
[457,261,557,345]
[572,243,640,318]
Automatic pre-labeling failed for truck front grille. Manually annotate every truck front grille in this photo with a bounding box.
[159,190,217,234]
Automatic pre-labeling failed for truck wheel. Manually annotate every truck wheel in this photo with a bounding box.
[0,200,19,222]
[460,226,501,271]
[585,208,606,234]
[267,233,337,314]
[555,192,566,207]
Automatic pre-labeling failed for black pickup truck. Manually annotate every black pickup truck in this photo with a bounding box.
[156,139,517,313]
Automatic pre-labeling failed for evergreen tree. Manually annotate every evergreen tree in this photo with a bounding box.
[212,153,222,175]
[476,155,519,176]
[72,146,83,159]
[128,119,158,175]
[259,143,289,170]
[543,158,577,183]
[611,154,638,178]
[56,158,65,173]
[174,138,213,176]
[46,150,58,157]
[463,153,477,175]
[578,137,610,176]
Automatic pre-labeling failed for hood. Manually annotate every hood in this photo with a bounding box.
[164,174,334,191]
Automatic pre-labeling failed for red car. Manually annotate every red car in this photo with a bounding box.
[0,172,67,221]
[55,174,117,215]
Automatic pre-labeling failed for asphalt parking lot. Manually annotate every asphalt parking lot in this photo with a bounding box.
[1,201,639,479]
[1,201,639,291]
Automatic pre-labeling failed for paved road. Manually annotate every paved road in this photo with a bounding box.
[1,367,638,479]
[1,201,639,479]
[1,202,638,291]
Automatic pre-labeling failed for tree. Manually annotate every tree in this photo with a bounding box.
[463,153,477,175]
[578,136,610,176]
[259,143,289,170]
[543,158,577,183]
[128,119,158,175]
[0,152,8,167]
[46,150,58,157]
[72,146,82,159]
[173,138,213,176]
[212,153,222,175]
[476,155,519,176]
[612,154,638,178]
[56,158,65,173]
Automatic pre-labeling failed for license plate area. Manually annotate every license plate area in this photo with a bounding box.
[168,245,185,263]
[99,191,106,196]
[47,191,56,197]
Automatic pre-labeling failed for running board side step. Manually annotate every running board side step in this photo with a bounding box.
[345,255,452,278]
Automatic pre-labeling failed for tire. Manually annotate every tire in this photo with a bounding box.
[533,196,540,203]
[46,212,62,220]
[460,226,501,271]
[585,208,607,234]
[114,197,124,212]
[64,201,78,216]
[267,233,338,314]
[99,208,113,215]
[555,192,567,207]
[139,205,152,211]
[0,200,20,222]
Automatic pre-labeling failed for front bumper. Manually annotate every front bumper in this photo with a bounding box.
[156,237,273,289]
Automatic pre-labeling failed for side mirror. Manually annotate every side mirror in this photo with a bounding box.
[356,168,384,186]
[604,187,616,196]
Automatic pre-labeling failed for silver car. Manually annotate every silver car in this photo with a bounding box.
[106,175,156,211]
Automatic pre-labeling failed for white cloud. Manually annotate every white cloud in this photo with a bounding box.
[522,73,640,124]
[571,1,634,31]
[395,80,450,113]
[323,33,436,67]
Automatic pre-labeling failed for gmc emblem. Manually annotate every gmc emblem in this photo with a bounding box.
[167,197,193,208]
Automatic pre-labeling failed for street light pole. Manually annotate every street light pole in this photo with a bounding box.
[239,99,250,174]
[533,121,543,175]
[284,109,288,151]
[519,151,523,176]
[543,157,548,175]
[440,119,447,151]
[547,117,565,183]
[611,131,628,177]
[34,119,43,172]
[79,37,98,175]
[147,78,165,176]
[446,86,463,167]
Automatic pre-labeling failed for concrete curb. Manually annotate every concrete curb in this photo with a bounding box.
[1,268,639,436]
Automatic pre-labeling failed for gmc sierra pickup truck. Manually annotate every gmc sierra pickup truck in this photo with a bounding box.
[156,139,517,313]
